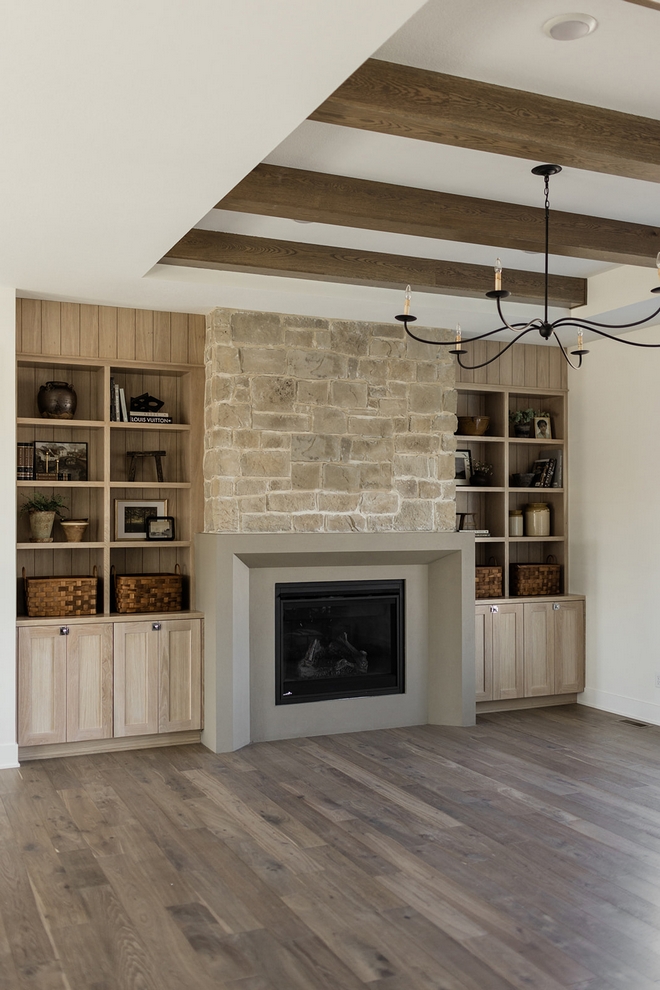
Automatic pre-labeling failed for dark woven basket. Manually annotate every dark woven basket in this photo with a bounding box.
[475,558,503,599]
[113,564,182,614]
[510,556,561,596]
[24,566,98,617]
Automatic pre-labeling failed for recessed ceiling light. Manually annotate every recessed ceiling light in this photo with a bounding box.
[543,13,598,40]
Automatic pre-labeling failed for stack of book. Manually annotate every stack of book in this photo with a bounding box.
[472,529,491,538]
[110,379,172,423]
[17,442,34,480]
[531,452,563,488]
[128,410,173,424]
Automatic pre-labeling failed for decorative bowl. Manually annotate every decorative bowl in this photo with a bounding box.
[511,473,535,488]
[457,416,490,436]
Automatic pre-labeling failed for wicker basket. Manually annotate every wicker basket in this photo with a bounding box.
[510,556,561,597]
[23,566,98,617]
[113,564,182,614]
[475,558,503,599]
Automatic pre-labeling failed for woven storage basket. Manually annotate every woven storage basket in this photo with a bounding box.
[113,564,182,614]
[475,558,503,599]
[23,566,98,617]
[510,556,561,596]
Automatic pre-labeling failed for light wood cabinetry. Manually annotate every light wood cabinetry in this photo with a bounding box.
[114,617,202,737]
[553,600,585,694]
[18,622,113,745]
[475,603,524,702]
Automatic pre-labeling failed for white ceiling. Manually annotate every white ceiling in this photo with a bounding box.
[6,0,660,334]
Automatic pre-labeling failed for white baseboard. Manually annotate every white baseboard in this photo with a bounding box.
[0,742,19,769]
[579,688,660,726]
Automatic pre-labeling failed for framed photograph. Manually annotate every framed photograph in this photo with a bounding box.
[34,440,88,482]
[455,449,473,486]
[146,515,175,541]
[534,416,552,440]
[115,499,167,540]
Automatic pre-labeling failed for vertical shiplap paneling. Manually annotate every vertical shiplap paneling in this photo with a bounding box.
[536,345,550,390]
[79,305,99,358]
[41,301,61,356]
[60,302,81,357]
[116,308,136,361]
[188,315,205,366]
[170,313,189,365]
[153,312,171,364]
[135,310,154,365]
[98,307,118,359]
[21,299,42,355]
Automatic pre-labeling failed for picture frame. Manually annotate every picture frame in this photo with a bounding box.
[534,416,552,440]
[145,515,175,541]
[33,440,88,482]
[455,449,473,486]
[114,499,167,540]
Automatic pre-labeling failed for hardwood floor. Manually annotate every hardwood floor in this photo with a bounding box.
[2,706,660,989]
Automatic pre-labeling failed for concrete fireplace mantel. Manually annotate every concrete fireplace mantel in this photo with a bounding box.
[196,531,475,753]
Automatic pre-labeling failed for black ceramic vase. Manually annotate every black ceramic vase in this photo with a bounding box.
[38,381,77,419]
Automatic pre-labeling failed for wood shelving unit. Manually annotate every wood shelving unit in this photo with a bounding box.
[16,352,204,617]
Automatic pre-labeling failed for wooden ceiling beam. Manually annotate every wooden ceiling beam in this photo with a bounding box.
[308,58,660,183]
[163,229,587,308]
[217,165,660,268]
[621,0,660,11]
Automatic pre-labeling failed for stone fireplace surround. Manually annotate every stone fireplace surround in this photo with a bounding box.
[197,531,475,753]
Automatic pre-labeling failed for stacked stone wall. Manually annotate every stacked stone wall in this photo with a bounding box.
[204,308,457,533]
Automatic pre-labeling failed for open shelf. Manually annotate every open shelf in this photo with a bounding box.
[110,421,191,432]
[17,541,105,550]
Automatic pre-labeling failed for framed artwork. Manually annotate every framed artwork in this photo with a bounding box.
[115,499,167,540]
[33,440,88,482]
[146,515,175,541]
[455,449,473,486]
[534,416,552,440]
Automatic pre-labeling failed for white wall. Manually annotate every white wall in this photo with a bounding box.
[569,323,660,724]
[0,289,17,768]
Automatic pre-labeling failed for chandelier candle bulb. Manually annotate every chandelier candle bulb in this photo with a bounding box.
[455,324,463,352]
[403,284,412,316]
[494,258,503,291]
[578,330,584,351]
[657,253,660,278]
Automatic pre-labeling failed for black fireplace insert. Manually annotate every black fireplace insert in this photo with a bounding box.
[275,579,405,705]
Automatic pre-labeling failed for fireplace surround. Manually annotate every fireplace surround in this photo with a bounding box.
[196,531,475,752]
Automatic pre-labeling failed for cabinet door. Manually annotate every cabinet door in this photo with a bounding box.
[475,606,493,701]
[554,601,585,694]
[114,621,159,737]
[524,603,555,696]
[492,604,524,699]
[67,624,113,742]
[18,626,67,746]
[159,619,202,732]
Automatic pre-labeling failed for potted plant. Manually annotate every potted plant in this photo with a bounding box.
[471,461,493,486]
[509,408,549,438]
[20,492,68,543]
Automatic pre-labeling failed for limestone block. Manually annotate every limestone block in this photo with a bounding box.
[314,331,332,350]
[359,492,399,514]
[251,377,296,411]
[291,434,341,462]
[285,329,315,349]
[207,428,233,449]
[408,383,446,414]
[297,380,329,405]
[235,478,268,495]
[431,412,458,433]
[359,462,392,490]
[211,403,251,430]
[392,417,408,435]
[292,513,325,532]
[211,377,233,403]
[440,480,456,500]
[394,434,438,455]
[268,491,317,513]
[347,416,393,438]
[346,357,360,380]
[436,452,455,480]
[284,316,329,329]
[312,407,348,434]
[291,463,321,490]
[442,433,458,453]
[387,359,416,383]
[345,437,394,463]
[393,478,419,498]
[287,350,348,379]
[209,498,238,532]
[331,381,368,408]
[367,514,395,532]
[434,500,457,531]
[240,348,287,375]
[210,315,232,345]
[378,397,407,417]
[238,495,267,513]
[416,362,441,382]
[326,513,368,533]
[322,463,361,492]
[204,448,241,478]
[369,338,405,359]
[231,312,284,346]
[242,513,292,532]
[405,337,440,362]
[252,412,310,432]
[330,324,369,357]
[268,479,292,491]
[418,480,444,499]
[395,499,434,531]
[261,432,291,449]
[318,493,360,513]
[371,322,404,339]
[209,477,234,498]
[443,389,458,414]
[211,346,241,375]
[408,415,434,433]
[233,430,262,450]
[357,358,389,384]
[240,450,290,478]
[393,453,432,479]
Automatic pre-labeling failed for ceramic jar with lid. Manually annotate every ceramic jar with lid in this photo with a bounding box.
[509,509,524,536]
[524,502,550,537]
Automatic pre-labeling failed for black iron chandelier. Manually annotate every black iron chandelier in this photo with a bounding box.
[396,164,660,370]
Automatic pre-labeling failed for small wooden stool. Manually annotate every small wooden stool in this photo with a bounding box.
[126,450,166,483]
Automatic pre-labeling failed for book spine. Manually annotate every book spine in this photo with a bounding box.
[128,415,173,424]
[113,384,121,423]
[119,387,128,423]
[110,377,116,421]
[552,451,563,488]
[544,460,556,487]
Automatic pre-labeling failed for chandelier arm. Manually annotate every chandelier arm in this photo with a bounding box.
[496,295,543,334]
[553,305,660,332]
[402,320,515,347]
[552,332,583,370]
[454,327,537,370]
[555,319,660,347]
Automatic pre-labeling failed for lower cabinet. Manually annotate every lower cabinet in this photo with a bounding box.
[476,598,584,703]
[18,617,202,748]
